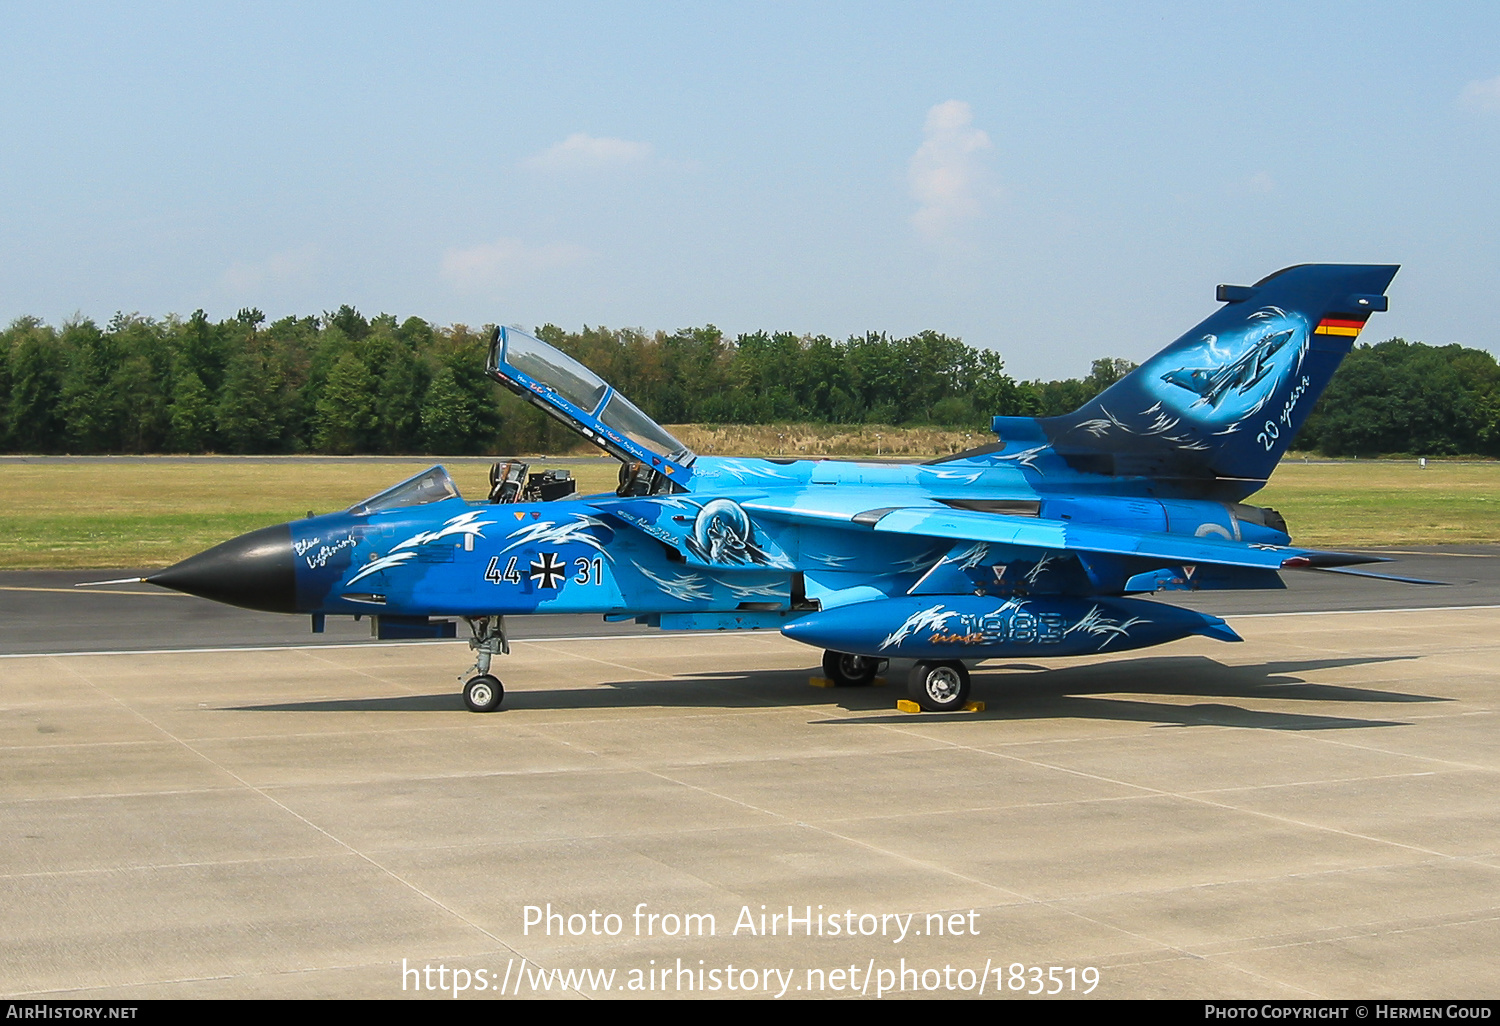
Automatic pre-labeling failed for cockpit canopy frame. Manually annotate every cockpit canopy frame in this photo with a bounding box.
[347,465,462,515]
[485,325,695,488]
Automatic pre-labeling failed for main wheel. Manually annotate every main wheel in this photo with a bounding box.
[907,660,970,712]
[822,650,880,687]
[463,674,505,712]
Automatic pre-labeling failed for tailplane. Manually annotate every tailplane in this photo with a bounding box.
[1023,264,1398,489]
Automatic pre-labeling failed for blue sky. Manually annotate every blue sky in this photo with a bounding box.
[2,1,1498,379]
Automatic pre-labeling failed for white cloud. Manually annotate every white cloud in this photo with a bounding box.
[1459,75,1500,113]
[908,100,994,241]
[220,245,318,292]
[440,237,591,292]
[522,133,655,172]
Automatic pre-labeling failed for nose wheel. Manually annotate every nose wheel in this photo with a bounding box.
[461,615,510,712]
[463,674,504,712]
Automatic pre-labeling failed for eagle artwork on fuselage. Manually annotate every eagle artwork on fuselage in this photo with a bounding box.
[107,264,1417,712]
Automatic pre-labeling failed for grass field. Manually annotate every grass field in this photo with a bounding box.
[1256,460,1500,547]
[1,455,1495,570]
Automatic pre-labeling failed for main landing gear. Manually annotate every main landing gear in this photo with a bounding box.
[823,649,973,712]
[462,615,509,712]
[821,650,888,687]
[907,660,971,712]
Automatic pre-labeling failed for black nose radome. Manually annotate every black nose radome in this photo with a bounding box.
[147,523,297,613]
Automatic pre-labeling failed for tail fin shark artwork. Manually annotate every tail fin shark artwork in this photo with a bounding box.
[1026,263,1397,487]
[105,264,1413,712]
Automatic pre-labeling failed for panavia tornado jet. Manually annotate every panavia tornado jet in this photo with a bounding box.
[120,264,1409,713]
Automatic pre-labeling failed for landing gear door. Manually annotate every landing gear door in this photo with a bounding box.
[486,326,695,488]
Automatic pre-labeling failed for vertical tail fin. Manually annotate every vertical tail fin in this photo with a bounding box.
[1038,264,1398,486]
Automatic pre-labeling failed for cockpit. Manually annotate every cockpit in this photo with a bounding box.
[345,328,697,517]
[347,465,462,515]
[345,462,587,516]
[486,326,695,494]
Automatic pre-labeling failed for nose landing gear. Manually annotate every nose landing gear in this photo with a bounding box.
[461,616,509,712]
[463,674,504,712]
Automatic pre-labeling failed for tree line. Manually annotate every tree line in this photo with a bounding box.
[0,306,1494,457]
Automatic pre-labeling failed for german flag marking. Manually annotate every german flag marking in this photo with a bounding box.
[1314,315,1367,337]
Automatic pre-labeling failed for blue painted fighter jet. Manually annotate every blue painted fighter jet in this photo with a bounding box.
[138,264,1404,712]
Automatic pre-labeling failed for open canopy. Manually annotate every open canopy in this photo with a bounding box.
[486,326,695,484]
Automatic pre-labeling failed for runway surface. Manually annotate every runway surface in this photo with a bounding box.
[2,550,1498,999]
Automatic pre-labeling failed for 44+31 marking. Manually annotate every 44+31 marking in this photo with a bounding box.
[485,555,603,588]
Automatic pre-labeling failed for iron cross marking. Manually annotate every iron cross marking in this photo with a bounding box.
[529,552,566,589]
